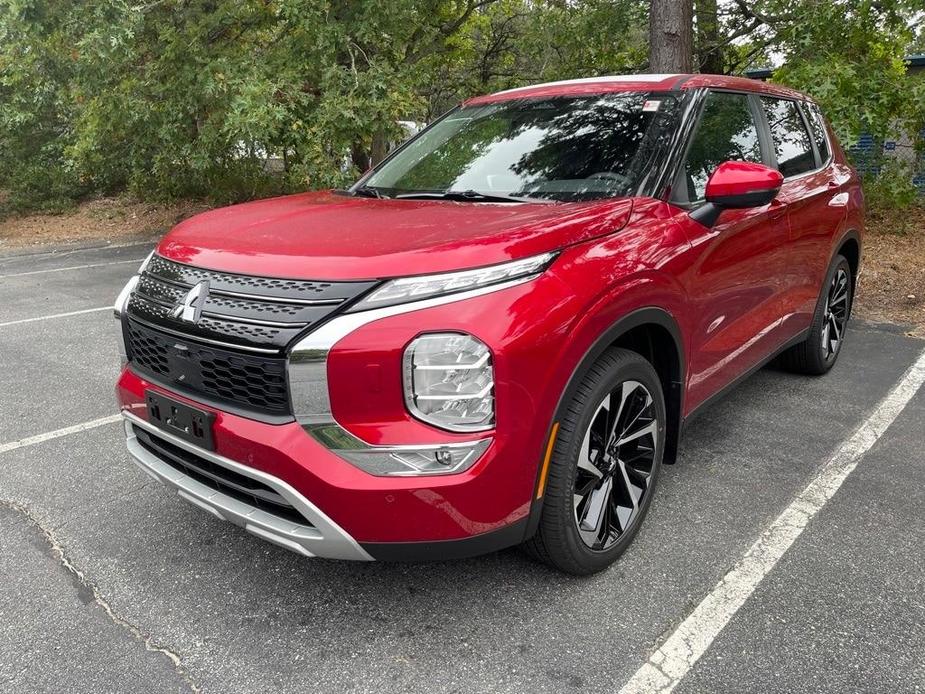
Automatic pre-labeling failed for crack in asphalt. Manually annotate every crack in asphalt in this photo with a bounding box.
[0,499,202,694]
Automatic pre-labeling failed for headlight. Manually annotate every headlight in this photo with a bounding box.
[348,252,556,312]
[403,333,494,432]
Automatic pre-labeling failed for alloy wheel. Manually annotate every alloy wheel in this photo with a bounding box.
[822,268,850,361]
[573,380,659,551]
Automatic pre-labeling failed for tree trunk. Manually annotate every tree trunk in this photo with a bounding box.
[695,0,723,74]
[351,142,370,173]
[648,0,694,73]
[370,131,389,167]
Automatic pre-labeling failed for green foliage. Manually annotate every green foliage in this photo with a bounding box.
[419,0,648,116]
[0,0,507,208]
[863,158,923,214]
[764,0,923,148]
[1,0,922,212]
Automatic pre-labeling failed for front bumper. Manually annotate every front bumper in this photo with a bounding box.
[118,366,537,559]
[124,412,373,560]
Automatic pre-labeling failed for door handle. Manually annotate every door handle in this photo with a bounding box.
[768,199,787,220]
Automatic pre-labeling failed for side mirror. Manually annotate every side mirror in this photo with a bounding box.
[690,161,783,228]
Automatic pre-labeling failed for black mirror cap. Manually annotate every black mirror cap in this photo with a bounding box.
[707,185,781,209]
[689,185,781,228]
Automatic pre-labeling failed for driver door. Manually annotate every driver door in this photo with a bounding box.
[674,90,792,412]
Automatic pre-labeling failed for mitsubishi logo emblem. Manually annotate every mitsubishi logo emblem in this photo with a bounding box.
[170,281,209,324]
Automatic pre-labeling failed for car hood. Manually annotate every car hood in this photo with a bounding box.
[157,190,635,280]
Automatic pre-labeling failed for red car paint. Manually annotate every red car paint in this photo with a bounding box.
[159,191,635,280]
[116,74,863,557]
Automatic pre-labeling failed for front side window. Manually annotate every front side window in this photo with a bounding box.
[362,92,681,202]
[682,91,763,202]
[761,97,816,177]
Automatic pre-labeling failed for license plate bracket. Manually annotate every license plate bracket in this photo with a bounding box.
[145,390,215,451]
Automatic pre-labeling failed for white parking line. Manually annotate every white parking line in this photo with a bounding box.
[0,415,122,455]
[0,306,111,328]
[0,258,145,279]
[619,348,925,694]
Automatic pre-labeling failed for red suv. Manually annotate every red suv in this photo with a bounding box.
[114,74,862,574]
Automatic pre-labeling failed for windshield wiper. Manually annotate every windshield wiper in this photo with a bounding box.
[352,185,388,199]
[393,189,541,203]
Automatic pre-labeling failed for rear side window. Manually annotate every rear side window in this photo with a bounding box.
[804,103,831,164]
[682,91,763,202]
[761,98,816,177]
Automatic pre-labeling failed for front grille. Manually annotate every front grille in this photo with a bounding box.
[124,254,378,418]
[127,321,289,415]
[133,425,309,526]
[128,256,377,352]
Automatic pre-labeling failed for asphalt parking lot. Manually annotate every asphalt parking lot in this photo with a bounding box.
[1,242,923,694]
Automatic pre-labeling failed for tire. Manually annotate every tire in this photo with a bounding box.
[777,254,852,375]
[523,348,666,575]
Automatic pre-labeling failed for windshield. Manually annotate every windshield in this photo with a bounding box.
[360,92,680,202]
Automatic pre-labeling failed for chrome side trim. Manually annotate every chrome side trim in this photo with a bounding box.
[287,277,525,473]
[114,275,139,319]
[114,275,139,364]
[122,412,373,561]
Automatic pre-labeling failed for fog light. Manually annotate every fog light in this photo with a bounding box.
[403,333,494,432]
[306,423,491,476]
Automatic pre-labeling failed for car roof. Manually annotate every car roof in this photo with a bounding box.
[464,73,811,106]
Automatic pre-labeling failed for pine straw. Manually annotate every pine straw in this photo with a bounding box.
[0,196,210,252]
[854,207,925,338]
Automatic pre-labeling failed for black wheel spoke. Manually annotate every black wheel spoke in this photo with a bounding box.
[623,458,652,484]
[617,420,658,447]
[578,477,612,540]
[575,475,600,499]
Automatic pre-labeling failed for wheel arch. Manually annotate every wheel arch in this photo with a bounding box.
[834,228,861,315]
[524,307,685,540]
